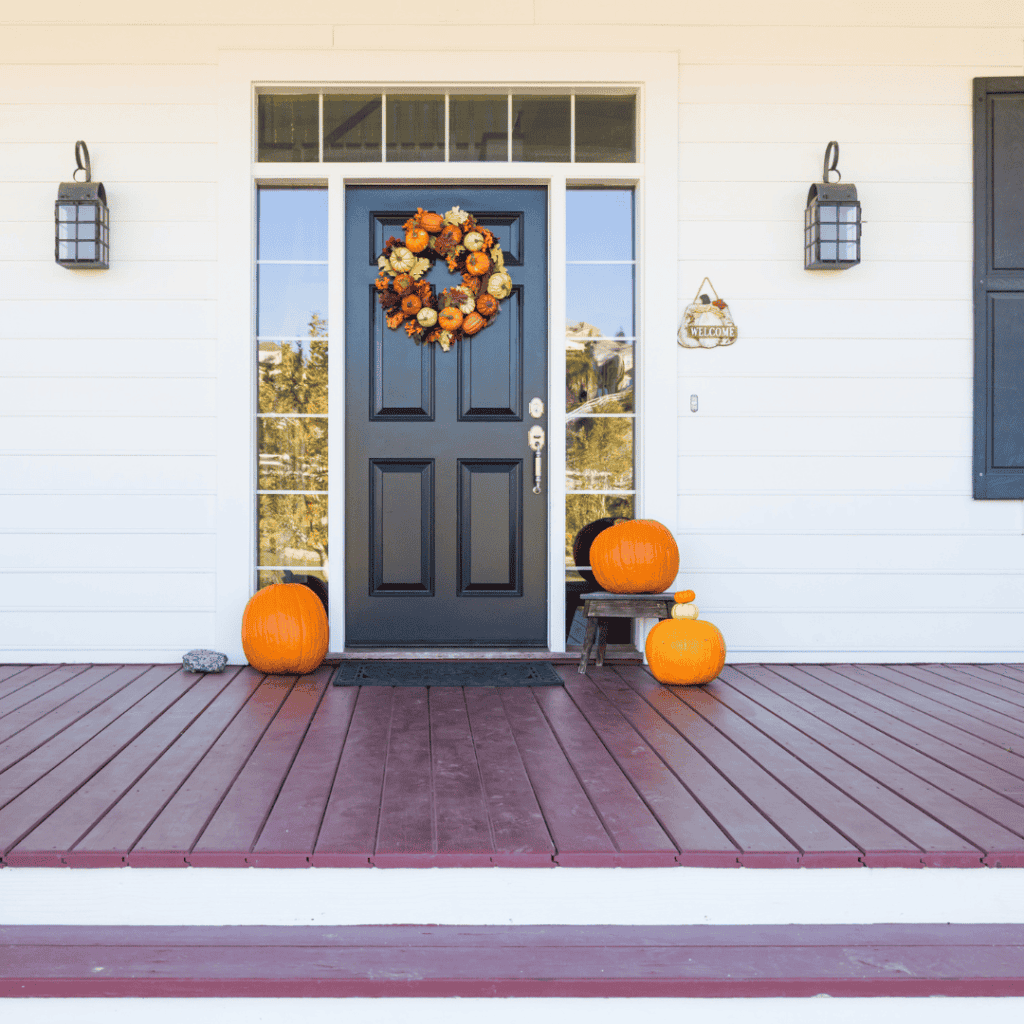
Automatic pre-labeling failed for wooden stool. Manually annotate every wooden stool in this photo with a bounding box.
[578,591,675,674]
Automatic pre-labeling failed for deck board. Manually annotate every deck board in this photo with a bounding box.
[1,661,1024,869]
[560,669,738,860]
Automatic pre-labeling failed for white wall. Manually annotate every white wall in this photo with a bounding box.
[1,2,1022,662]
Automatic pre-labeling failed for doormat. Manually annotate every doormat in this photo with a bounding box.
[331,661,563,687]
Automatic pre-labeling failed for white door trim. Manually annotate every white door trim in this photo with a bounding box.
[217,50,679,660]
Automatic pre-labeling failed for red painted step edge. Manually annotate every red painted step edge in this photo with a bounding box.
[5,978,1024,998]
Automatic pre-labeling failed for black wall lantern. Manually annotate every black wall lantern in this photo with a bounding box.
[804,141,861,270]
[55,141,109,269]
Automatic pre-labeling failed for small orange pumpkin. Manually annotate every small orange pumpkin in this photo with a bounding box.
[462,312,485,335]
[401,294,422,316]
[405,227,429,253]
[241,583,329,675]
[465,251,491,276]
[645,617,726,686]
[439,223,462,247]
[674,590,696,603]
[419,211,444,233]
[392,273,414,295]
[476,293,499,317]
[590,519,679,595]
[438,306,463,331]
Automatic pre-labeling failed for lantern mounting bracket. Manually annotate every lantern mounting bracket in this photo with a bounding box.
[822,140,841,183]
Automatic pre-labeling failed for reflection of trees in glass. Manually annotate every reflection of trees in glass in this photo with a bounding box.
[257,313,329,583]
[566,417,633,492]
[565,494,633,565]
[259,312,327,414]
[257,418,328,491]
[258,494,327,571]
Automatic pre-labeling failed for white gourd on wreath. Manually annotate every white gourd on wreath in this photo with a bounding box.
[487,272,513,299]
[417,307,438,327]
[389,247,417,274]
[463,231,485,251]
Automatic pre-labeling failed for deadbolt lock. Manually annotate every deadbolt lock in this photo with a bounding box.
[529,397,544,419]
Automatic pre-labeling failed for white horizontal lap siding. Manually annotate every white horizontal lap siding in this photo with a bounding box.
[1,8,1020,663]
[0,63,220,662]
[677,49,1023,662]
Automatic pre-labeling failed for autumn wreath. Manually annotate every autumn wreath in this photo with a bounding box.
[374,206,513,352]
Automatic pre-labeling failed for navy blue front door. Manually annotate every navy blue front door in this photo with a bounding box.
[345,186,548,646]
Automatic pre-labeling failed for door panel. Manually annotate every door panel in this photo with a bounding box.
[345,186,547,646]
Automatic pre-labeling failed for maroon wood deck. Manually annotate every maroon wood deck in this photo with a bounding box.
[4,923,1023,998]
[1,661,1023,869]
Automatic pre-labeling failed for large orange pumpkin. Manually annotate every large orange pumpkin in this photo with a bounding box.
[241,583,328,675]
[589,519,679,594]
[645,617,726,686]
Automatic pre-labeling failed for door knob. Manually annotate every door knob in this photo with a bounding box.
[527,425,545,495]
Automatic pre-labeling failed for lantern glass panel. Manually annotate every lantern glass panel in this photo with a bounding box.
[840,206,858,222]
[820,243,837,260]
[818,204,837,221]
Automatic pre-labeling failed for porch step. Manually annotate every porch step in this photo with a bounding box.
[2,924,1023,998]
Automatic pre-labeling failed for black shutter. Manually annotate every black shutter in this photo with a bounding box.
[974,77,1024,498]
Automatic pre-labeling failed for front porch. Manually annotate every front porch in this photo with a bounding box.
[1,659,1022,870]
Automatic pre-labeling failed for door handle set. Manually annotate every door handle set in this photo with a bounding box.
[527,425,545,495]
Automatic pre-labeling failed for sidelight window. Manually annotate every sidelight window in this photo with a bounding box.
[565,188,636,640]
[254,187,329,592]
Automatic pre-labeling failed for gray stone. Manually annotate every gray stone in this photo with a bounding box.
[183,649,228,673]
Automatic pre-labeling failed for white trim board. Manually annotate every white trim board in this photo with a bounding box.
[2,867,1021,927]
[4,998,1024,1024]
[215,49,679,662]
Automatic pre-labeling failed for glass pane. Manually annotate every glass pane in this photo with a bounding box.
[57,204,75,221]
[566,264,635,338]
[450,94,508,161]
[818,204,837,221]
[323,94,382,162]
[257,94,319,163]
[77,222,96,239]
[566,189,634,260]
[78,205,96,221]
[259,568,328,589]
[840,205,859,222]
[575,95,636,162]
[258,334,328,415]
[258,494,328,570]
[512,95,570,162]
[258,188,328,261]
[386,94,445,162]
[257,416,327,491]
[564,493,634,567]
[566,334,633,413]
[256,264,328,339]
[567,417,634,491]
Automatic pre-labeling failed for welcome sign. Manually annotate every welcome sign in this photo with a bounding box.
[679,278,737,349]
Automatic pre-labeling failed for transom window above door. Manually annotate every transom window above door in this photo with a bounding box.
[256,91,637,163]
